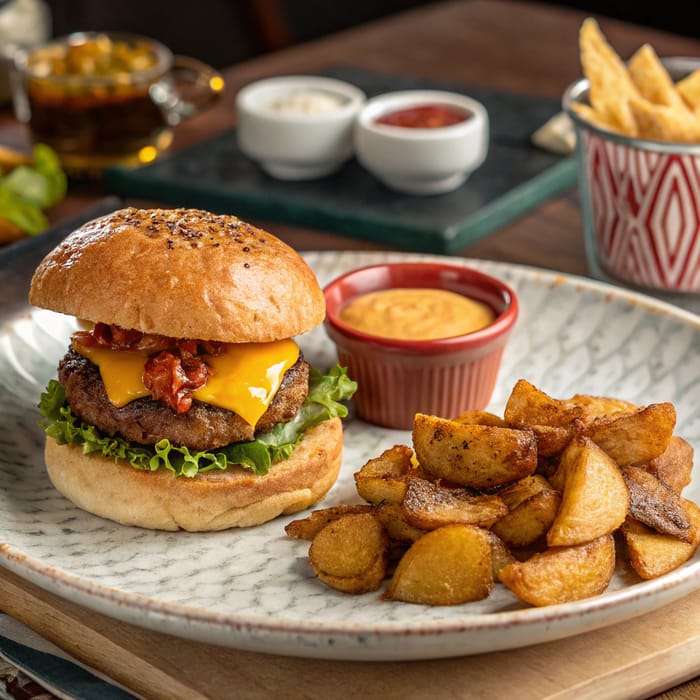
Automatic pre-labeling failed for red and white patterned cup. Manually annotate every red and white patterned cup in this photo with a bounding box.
[564,60,700,294]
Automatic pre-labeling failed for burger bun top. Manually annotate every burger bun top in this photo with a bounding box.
[29,208,325,343]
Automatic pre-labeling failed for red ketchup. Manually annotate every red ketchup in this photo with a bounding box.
[374,103,471,128]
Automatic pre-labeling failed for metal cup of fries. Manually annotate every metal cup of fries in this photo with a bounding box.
[563,19,700,294]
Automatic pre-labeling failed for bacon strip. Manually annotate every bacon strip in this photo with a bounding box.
[72,323,224,414]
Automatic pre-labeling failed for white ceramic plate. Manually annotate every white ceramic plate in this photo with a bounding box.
[1,251,699,661]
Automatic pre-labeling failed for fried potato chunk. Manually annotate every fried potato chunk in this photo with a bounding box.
[385,525,493,605]
[547,437,629,547]
[486,531,518,577]
[451,410,506,427]
[401,477,508,530]
[354,444,421,505]
[285,504,375,540]
[621,466,692,542]
[413,413,537,488]
[498,534,616,606]
[643,435,694,494]
[622,499,700,579]
[587,403,676,467]
[374,501,427,543]
[491,475,561,548]
[309,513,389,594]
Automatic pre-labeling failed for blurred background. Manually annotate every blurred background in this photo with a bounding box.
[42,0,696,69]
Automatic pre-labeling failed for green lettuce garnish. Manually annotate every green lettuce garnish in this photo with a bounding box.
[38,365,357,478]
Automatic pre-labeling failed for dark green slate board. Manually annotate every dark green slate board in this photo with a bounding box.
[104,66,576,254]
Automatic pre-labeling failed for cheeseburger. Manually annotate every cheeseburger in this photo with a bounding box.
[30,208,355,531]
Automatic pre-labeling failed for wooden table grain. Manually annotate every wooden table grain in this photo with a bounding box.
[1,1,700,698]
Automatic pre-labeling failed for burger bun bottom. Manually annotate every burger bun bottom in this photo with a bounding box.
[44,418,343,531]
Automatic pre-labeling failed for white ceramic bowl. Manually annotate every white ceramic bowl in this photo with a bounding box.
[235,75,366,180]
[354,89,489,195]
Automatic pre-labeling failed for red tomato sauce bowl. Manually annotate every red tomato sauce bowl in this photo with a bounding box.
[323,262,519,430]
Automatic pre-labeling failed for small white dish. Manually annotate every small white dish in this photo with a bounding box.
[354,89,489,195]
[235,75,366,180]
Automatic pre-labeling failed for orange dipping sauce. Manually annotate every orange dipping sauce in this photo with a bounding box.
[374,103,471,128]
[339,288,495,341]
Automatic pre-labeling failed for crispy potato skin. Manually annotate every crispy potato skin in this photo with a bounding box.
[498,534,616,606]
[386,525,493,605]
[413,414,537,488]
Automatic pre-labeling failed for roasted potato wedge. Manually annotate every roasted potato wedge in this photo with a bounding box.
[643,435,694,494]
[622,499,700,579]
[621,466,692,542]
[354,444,422,505]
[486,531,518,576]
[547,437,629,546]
[568,393,638,422]
[587,402,676,466]
[413,413,538,488]
[452,410,506,427]
[374,501,426,542]
[401,477,508,530]
[285,504,374,540]
[498,534,616,606]
[385,525,493,605]
[504,379,582,428]
[309,513,389,594]
[491,475,561,548]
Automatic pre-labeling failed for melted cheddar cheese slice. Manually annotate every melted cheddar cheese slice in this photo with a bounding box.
[74,339,300,427]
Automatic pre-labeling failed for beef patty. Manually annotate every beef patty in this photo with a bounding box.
[57,348,310,451]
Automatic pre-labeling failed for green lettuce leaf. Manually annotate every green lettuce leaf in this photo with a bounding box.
[38,365,357,478]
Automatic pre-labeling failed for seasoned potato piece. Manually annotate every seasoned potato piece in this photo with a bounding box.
[309,513,389,594]
[622,499,700,579]
[413,414,537,488]
[621,466,691,542]
[285,504,374,540]
[547,437,629,546]
[529,425,575,458]
[491,475,561,548]
[354,444,422,505]
[569,394,638,422]
[504,379,582,428]
[498,534,616,606]
[452,410,506,427]
[385,525,493,605]
[643,436,694,494]
[374,501,426,542]
[401,477,508,530]
[486,530,518,576]
[587,403,676,466]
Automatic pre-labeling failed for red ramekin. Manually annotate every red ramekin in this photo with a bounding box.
[323,262,518,430]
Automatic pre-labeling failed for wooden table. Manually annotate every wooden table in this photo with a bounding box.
[1,1,700,697]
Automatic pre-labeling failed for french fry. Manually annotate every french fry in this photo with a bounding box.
[676,68,700,109]
[413,413,537,488]
[628,44,689,111]
[401,477,508,530]
[309,513,389,594]
[579,18,640,135]
[498,534,616,606]
[385,525,493,605]
[627,97,700,142]
[547,437,629,547]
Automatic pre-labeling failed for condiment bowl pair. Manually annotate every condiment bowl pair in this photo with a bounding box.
[235,75,366,180]
[323,262,518,430]
[354,90,489,195]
